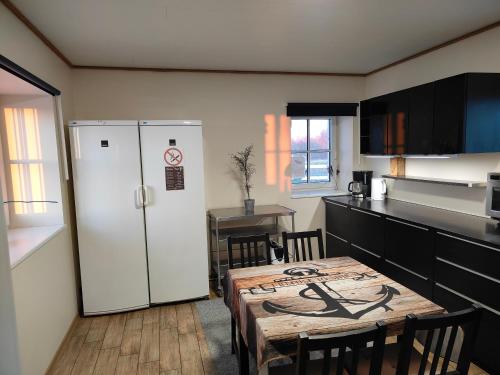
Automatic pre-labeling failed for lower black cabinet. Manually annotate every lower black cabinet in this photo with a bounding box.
[325,201,350,241]
[382,260,433,299]
[385,217,434,279]
[433,283,500,373]
[349,207,384,257]
[349,244,382,272]
[326,233,349,257]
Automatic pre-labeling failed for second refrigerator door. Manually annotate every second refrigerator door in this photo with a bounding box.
[140,124,209,303]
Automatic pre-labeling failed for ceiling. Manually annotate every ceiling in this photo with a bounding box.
[8,0,500,73]
[0,69,46,95]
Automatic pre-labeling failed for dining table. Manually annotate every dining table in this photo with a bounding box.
[224,256,445,375]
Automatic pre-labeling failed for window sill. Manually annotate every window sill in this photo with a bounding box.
[8,224,66,269]
[291,189,348,199]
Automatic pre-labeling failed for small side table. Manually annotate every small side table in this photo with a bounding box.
[207,205,296,296]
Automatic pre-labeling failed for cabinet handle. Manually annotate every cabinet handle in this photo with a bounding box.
[437,231,500,253]
[386,217,429,231]
[326,231,348,243]
[351,243,382,258]
[325,200,348,208]
[350,207,381,218]
[386,260,429,281]
[436,257,500,284]
[435,282,500,316]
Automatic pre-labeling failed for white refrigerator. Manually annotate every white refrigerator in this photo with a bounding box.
[70,120,209,315]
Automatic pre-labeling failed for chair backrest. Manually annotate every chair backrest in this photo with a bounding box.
[226,233,271,269]
[282,229,325,262]
[396,305,483,375]
[296,321,387,375]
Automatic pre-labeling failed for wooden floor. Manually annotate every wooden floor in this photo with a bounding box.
[48,302,214,375]
[48,299,489,375]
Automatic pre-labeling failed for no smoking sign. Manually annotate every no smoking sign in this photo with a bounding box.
[164,147,183,166]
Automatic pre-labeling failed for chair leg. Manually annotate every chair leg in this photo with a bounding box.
[231,317,236,354]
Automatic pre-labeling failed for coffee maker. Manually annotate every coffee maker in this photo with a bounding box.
[351,170,373,198]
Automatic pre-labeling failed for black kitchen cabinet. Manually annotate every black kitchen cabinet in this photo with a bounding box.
[433,74,467,154]
[385,91,409,155]
[360,72,500,155]
[323,196,500,373]
[465,73,500,153]
[407,82,434,154]
[383,259,433,299]
[434,282,500,373]
[349,207,384,257]
[326,233,349,257]
[349,244,382,272]
[384,217,434,279]
[325,200,350,257]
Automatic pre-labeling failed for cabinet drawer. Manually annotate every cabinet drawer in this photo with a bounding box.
[326,233,350,258]
[325,201,350,241]
[382,260,432,299]
[350,244,382,273]
[435,258,500,312]
[436,232,500,281]
[433,283,500,373]
[384,217,434,278]
[349,208,384,257]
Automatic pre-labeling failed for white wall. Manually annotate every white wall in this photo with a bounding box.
[72,70,364,234]
[1,4,78,375]
[363,26,500,216]
[0,187,21,375]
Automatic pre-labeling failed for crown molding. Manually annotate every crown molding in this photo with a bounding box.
[367,19,500,75]
[71,65,365,77]
[2,0,500,77]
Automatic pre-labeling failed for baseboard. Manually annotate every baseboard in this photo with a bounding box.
[44,314,79,374]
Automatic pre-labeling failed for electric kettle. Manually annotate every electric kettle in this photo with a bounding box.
[371,178,386,200]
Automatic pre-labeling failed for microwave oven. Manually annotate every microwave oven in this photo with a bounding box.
[486,173,500,220]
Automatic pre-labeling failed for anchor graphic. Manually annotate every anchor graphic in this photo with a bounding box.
[261,267,400,319]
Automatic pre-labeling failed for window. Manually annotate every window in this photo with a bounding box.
[0,95,63,228]
[291,118,335,188]
[4,107,47,215]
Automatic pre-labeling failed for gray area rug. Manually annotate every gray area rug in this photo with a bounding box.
[194,298,257,374]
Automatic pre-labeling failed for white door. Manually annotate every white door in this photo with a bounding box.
[70,124,149,315]
[140,123,209,303]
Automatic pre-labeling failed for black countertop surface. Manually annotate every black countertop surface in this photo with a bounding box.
[323,195,500,248]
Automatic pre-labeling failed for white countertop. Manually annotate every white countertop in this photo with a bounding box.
[8,225,65,269]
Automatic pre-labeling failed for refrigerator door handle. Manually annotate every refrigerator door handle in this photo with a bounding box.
[135,186,145,208]
[142,185,151,206]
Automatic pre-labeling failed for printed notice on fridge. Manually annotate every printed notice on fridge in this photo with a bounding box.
[165,166,185,190]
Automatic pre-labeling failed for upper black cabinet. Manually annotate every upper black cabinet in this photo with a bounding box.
[407,82,434,154]
[360,91,408,155]
[465,74,500,153]
[433,74,467,154]
[360,73,500,155]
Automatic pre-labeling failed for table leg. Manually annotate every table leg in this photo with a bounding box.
[257,363,269,375]
[238,331,249,375]
[215,219,223,296]
[291,213,296,262]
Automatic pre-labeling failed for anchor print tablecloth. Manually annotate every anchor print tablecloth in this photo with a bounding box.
[225,257,444,368]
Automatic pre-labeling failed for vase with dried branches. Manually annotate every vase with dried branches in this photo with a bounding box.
[230,145,256,213]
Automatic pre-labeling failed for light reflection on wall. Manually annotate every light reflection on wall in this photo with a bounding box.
[265,114,291,192]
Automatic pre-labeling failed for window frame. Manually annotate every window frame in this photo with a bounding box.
[291,117,337,191]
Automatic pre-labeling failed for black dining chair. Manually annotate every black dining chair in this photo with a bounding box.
[270,321,387,375]
[351,305,482,375]
[282,228,325,262]
[395,305,483,375]
[226,233,272,354]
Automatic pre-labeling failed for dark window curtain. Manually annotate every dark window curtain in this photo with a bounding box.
[286,103,358,117]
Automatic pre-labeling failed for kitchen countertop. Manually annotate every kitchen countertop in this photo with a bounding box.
[323,195,500,249]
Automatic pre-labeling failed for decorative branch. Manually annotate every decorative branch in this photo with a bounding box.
[230,145,256,200]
